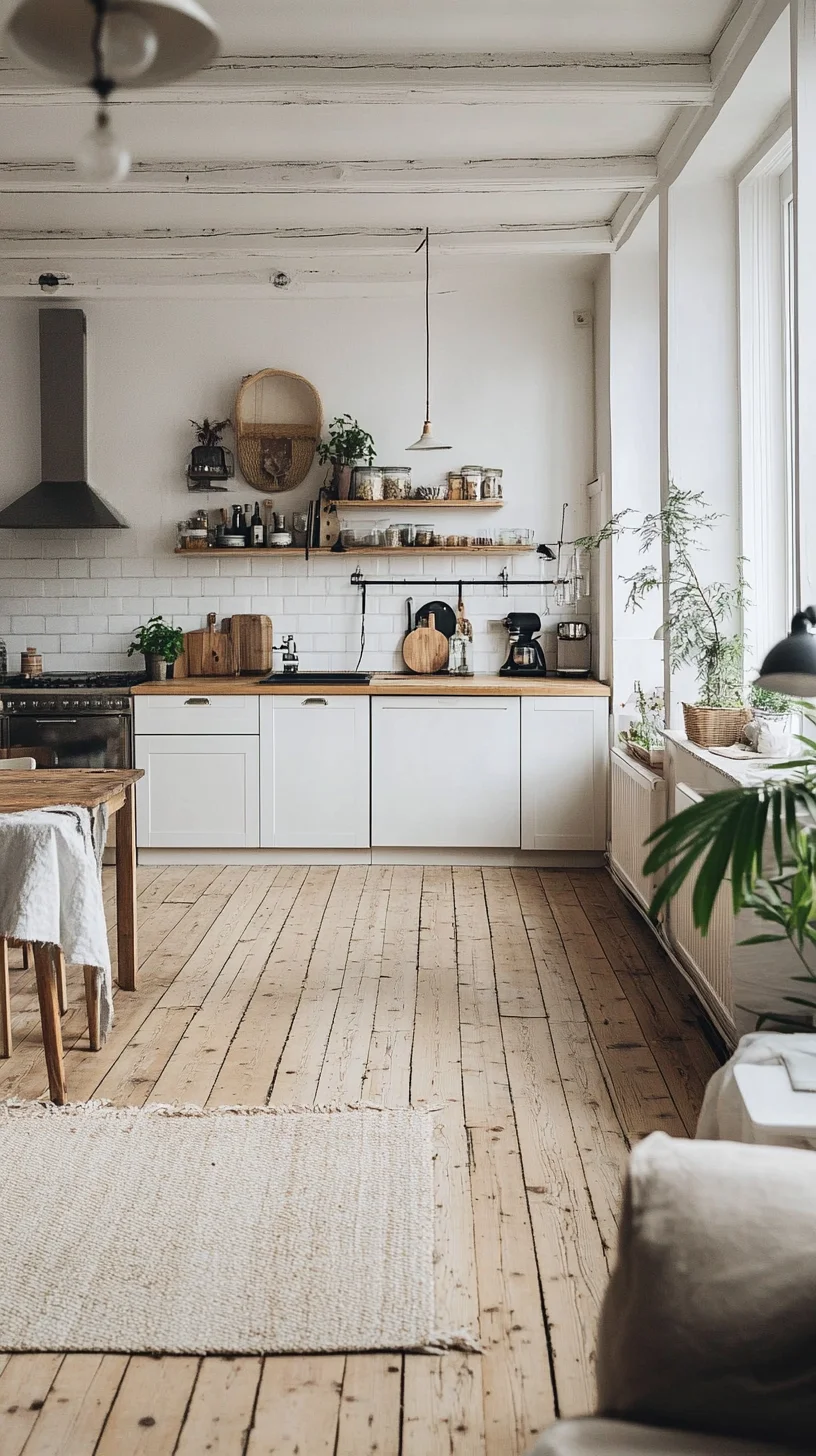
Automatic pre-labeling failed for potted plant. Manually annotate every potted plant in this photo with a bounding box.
[580,485,749,748]
[620,682,665,769]
[644,702,816,1029]
[187,417,233,490]
[749,681,793,725]
[317,414,376,499]
[128,616,184,682]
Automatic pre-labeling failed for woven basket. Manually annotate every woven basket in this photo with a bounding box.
[235,369,322,493]
[682,703,751,748]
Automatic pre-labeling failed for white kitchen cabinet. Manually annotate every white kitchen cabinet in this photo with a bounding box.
[260,695,370,848]
[135,734,260,848]
[372,696,520,848]
[521,697,608,851]
[134,694,259,736]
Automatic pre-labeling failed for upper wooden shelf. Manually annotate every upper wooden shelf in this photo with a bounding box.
[334,498,504,509]
[174,544,535,558]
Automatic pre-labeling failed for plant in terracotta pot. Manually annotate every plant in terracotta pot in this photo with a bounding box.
[579,485,749,748]
[128,616,184,682]
[317,415,376,499]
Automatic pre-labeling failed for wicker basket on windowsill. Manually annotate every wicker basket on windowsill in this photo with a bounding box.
[682,703,751,748]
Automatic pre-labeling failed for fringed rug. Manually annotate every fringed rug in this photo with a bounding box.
[0,1100,474,1355]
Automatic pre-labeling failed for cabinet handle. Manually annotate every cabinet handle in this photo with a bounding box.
[184,697,211,706]
[302,697,328,706]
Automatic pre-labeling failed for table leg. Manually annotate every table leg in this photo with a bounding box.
[83,966,102,1052]
[0,938,11,1058]
[54,947,68,1015]
[115,783,137,991]
[34,944,66,1105]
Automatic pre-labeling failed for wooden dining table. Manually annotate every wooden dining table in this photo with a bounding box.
[0,768,143,1101]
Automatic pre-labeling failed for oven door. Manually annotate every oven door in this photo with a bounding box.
[7,713,132,769]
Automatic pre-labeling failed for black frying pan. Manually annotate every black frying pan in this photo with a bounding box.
[415,600,457,639]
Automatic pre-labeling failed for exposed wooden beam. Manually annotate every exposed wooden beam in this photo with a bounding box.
[0,155,657,195]
[0,223,613,273]
[0,52,714,106]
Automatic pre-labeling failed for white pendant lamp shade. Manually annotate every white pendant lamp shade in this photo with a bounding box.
[407,421,451,451]
[4,0,220,87]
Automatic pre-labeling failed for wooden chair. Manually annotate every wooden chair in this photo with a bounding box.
[0,756,36,1057]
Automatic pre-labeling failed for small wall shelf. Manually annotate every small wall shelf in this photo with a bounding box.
[334,499,504,509]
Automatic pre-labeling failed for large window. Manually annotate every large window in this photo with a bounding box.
[737,129,795,668]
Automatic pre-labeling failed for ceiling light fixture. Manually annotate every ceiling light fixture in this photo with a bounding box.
[4,0,220,182]
[406,227,451,452]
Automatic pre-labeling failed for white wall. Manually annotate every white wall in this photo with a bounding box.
[0,256,598,675]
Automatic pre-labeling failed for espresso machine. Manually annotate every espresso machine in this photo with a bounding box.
[500,613,548,676]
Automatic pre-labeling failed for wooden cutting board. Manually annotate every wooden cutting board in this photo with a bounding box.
[223,615,273,674]
[402,611,449,674]
[183,614,238,677]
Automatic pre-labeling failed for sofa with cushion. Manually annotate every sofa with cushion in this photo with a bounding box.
[530,1132,816,1455]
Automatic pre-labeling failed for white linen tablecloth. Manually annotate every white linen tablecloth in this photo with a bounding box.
[0,804,112,1037]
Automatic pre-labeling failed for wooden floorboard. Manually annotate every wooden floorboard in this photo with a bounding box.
[0,866,720,1455]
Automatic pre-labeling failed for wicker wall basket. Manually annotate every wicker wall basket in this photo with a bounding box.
[682,703,751,748]
[235,369,323,493]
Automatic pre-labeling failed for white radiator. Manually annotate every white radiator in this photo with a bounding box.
[609,746,667,911]
[668,783,736,1034]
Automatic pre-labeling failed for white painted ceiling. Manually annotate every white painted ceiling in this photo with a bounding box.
[0,0,752,290]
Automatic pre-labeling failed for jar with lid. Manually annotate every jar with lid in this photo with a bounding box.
[482,467,503,500]
[461,466,483,501]
[351,465,383,501]
[400,523,416,546]
[384,523,402,548]
[414,524,434,547]
[447,471,464,501]
[381,466,412,500]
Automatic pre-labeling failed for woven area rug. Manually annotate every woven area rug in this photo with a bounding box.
[0,1100,471,1355]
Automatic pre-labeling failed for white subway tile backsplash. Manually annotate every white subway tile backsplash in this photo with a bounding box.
[11,615,45,633]
[58,559,89,578]
[90,559,122,578]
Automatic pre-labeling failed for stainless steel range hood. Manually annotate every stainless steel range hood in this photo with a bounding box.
[0,309,128,529]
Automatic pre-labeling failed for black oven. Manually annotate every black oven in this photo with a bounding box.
[0,676,138,769]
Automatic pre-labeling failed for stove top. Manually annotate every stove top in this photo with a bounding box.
[0,672,146,691]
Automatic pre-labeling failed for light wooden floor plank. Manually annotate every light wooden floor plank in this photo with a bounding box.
[0,865,722,1455]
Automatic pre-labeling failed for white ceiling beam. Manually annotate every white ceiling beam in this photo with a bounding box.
[0,155,657,195]
[0,223,613,263]
[0,52,714,106]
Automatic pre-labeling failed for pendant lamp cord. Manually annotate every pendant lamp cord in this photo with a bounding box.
[88,0,115,104]
[415,227,431,421]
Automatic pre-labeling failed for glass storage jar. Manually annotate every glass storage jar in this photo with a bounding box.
[399,523,416,546]
[482,467,503,500]
[414,525,434,547]
[384,523,402,547]
[461,466,483,501]
[351,465,383,500]
[381,466,412,500]
[447,472,464,500]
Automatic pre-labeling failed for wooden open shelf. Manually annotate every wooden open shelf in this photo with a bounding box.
[335,498,504,509]
[175,544,534,558]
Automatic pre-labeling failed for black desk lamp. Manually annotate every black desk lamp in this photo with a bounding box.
[755,606,816,695]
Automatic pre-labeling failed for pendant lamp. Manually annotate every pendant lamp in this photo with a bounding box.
[4,0,219,182]
[755,606,816,695]
[406,228,451,452]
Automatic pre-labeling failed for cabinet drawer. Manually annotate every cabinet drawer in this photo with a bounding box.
[134,694,259,736]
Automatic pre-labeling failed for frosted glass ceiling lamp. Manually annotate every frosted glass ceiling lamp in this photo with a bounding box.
[75,107,131,182]
[4,0,219,87]
[406,228,451,452]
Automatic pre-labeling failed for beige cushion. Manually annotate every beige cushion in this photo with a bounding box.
[529,1417,799,1455]
[596,1133,816,1450]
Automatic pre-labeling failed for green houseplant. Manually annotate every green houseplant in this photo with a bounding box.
[187,417,233,488]
[621,682,665,768]
[580,485,749,747]
[128,616,184,683]
[644,705,816,1028]
[317,415,376,499]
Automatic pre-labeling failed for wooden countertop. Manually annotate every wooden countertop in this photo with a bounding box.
[133,674,611,698]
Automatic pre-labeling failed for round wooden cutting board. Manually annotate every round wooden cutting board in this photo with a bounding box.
[402,612,449,674]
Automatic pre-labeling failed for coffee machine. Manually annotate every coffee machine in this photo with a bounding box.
[500,613,547,676]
